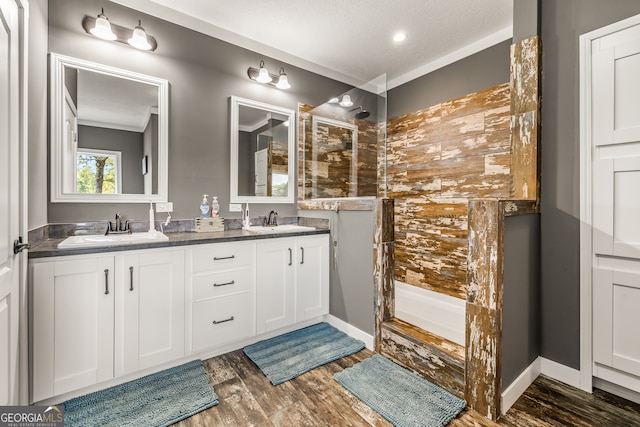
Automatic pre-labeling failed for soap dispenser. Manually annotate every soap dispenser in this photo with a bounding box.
[211,196,220,218]
[200,194,210,218]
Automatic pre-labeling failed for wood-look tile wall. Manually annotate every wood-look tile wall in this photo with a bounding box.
[387,83,511,299]
[379,36,541,422]
[297,104,378,200]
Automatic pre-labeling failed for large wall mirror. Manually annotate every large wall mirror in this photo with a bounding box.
[230,96,296,204]
[50,53,169,203]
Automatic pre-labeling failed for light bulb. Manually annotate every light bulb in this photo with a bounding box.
[276,68,290,89]
[256,61,272,83]
[128,20,152,50]
[339,95,353,107]
[90,9,117,41]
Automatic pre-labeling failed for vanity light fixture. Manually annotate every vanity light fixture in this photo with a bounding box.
[276,68,291,89]
[256,60,272,83]
[247,61,291,90]
[328,97,340,104]
[128,20,152,50]
[89,8,117,41]
[82,9,158,51]
[339,95,353,107]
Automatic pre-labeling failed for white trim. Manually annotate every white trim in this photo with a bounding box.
[540,357,582,389]
[502,357,541,414]
[387,26,513,89]
[17,0,29,406]
[229,95,296,204]
[579,13,640,395]
[323,314,374,351]
[394,281,465,346]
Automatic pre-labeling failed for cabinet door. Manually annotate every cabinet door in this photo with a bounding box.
[256,237,296,333]
[296,235,330,320]
[32,256,115,402]
[117,249,184,376]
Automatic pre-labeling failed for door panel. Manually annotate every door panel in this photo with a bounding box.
[0,0,20,405]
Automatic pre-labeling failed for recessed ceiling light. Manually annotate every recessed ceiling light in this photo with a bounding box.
[393,33,407,42]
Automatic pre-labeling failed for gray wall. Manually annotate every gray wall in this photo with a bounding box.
[78,125,145,194]
[539,0,640,368]
[502,214,541,388]
[387,40,511,119]
[40,0,350,224]
[299,210,375,334]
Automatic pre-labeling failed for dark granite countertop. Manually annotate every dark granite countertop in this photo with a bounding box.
[29,228,330,259]
[28,217,330,259]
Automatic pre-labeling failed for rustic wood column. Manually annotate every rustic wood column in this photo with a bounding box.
[374,198,394,353]
[466,199,504,420]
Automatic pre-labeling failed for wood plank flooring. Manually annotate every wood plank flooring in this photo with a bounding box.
[174,348,640,427]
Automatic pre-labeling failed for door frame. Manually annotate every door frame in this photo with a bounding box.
[579,13,640,394]
[16,0,29,405]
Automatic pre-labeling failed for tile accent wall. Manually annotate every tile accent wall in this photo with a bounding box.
[387,83,511,300]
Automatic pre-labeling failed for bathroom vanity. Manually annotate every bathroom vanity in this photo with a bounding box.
[29,228,329,403]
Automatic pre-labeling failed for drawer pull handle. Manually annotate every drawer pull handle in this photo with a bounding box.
[213,280,235,287]
[300,247,305,265]
[104,269,109,295]
[213,255,235,261]
[288,248,292,266]
[129,266,134,291]
[212,316,234,325]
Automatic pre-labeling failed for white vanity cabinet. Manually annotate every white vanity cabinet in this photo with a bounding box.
[116,250,185,376]
[31,248,184,402]
[256,234,329,334]
[185,241,256,353]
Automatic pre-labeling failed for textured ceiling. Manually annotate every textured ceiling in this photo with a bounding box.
[113,0,513,88]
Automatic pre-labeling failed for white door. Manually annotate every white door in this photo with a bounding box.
[32,257,115,402]
[255,148,268,196]
[117,250,184,376]
[296,235,330,321]
[256,238,295,333]
[590,19,640,389]
[0,0,22,406]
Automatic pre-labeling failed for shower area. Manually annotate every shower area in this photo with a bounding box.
[298,74,387,202]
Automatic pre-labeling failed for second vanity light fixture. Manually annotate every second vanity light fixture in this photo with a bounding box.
[247,60,291,90]
[82,8,158,51]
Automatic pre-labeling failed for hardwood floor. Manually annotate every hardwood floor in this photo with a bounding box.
[174,348,640,427]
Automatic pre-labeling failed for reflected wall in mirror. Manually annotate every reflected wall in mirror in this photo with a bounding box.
[230,96,296,204]
[50,53,169,203]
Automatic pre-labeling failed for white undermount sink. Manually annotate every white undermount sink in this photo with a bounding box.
[58,231,169,248]
[245,224,316,234]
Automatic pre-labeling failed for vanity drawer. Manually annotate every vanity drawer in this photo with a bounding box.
[191,242,254,273]
[191,293,254,352]
[192,268,252,301]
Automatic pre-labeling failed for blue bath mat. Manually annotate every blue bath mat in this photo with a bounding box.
[334,355,466,427]
[61,360,218,426]
[243,322,366,385]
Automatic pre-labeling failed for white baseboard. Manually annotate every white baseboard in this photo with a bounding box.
[540,357,582,389]
[502,357,541,414]
[324,314,374,350]
[502,357,584,414]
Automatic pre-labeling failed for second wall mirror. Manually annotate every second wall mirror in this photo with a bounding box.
[230,96,296,204]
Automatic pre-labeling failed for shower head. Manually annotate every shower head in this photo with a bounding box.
[349,106,370,120]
